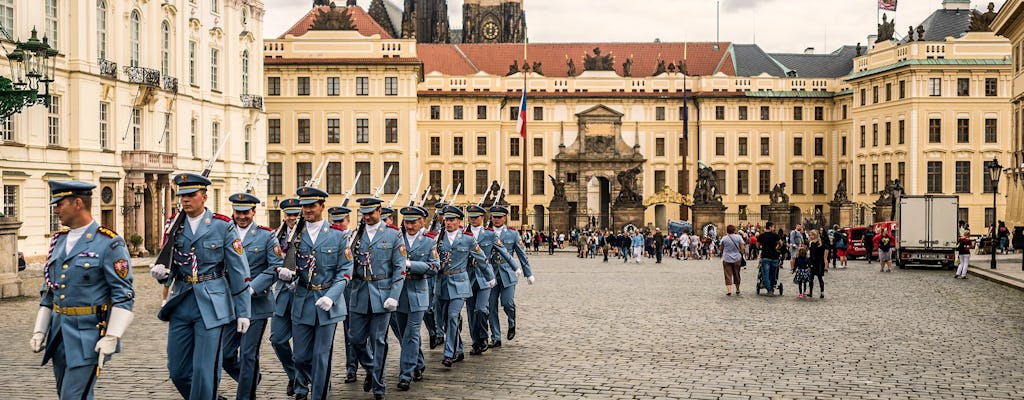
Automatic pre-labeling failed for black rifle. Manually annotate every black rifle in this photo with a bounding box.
[345,165,395,273]
[281,160,332,273]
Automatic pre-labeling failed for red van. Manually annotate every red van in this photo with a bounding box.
[843,226,870,259]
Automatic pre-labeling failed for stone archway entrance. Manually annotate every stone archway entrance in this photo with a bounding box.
[552,105,646,232]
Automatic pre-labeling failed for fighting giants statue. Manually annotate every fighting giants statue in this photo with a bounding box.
[614,165,643,206]
[769,183,789,205]
[693,162,723,206]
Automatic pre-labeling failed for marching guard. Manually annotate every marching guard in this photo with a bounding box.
[224,192,283,399]
[328,205,363,385]
[435,206,489,367]
[463,205,505,355]
[32,181,135,399]
[264,197,310,398]
[150,173,252,400]
[388,206,439,390]
[487,205,535,348]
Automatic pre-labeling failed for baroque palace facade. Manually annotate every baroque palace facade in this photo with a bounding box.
[265,0,1012,233]
[993,0,1024,231]
[1,0,267,257]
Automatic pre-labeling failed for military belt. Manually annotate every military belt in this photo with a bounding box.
[356,274,388,282]
[305,280,335,291]
[405,273,427,280]
[441,268,466,275]
[179,271,224,283]
[53,302,111,316]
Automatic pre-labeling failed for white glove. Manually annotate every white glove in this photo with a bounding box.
[383,297,398,312]
[94,336,118,368]
[487,279,497,289]
[315,296,333,311]
[236,317,250,333]
[30,307,51,353]
[277,268,295,281]
[287,281,297,291]
[527,275,535,285]
[515,268,523,278]
[150,264,169,280]
[248,287,255,295]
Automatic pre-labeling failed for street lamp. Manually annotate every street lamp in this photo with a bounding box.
[890,179,903,221]
[1,27,58,120]
[988,158,1002,269]
[121,185,144,216]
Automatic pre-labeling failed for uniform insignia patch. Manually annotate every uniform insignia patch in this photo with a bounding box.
[399,245,407,257]
[213,213,231,222]
[114,259,129,279]
[273,245,283,258]
[259,225,273,232]
[232,239,244,255]
[475,245,482,253]
[433,249,439,259]
[345,249,353,260]
[97,226,118,238]
[109,238,126,249]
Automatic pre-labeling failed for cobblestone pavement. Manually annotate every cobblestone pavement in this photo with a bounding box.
[3,253,1024,399]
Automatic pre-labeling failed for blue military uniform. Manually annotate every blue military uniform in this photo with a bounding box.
[463,205,509,355]
[157,173,252,400]
[388,206,439,388]
[423,201,449,348]
[435,206,489,366]
[263,197,310,398]
[286,187,352,400]
[37,181,135,400]
[223,193,283,400]
[488,205,534,346]
[348,197,408,397]
[328,205,362,384]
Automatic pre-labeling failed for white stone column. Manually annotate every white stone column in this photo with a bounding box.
[0,217,25,298]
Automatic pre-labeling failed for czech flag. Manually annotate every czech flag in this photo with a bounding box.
[515,85,527,138]
[878,0,897,11]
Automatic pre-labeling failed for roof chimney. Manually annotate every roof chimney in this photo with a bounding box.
[804,47,814,54]
[942,0,970,10]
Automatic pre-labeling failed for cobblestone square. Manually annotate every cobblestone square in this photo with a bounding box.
[2,253,1023,399]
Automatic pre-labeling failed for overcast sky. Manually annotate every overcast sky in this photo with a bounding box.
[263,0,1006,54]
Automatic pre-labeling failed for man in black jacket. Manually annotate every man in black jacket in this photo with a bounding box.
[653,229,665,263]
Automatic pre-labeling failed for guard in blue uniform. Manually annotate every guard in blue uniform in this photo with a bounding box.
[465,205,512,354]
[150,173,252,400]
[423,201,449,349]
[328,205,362,385]
[264,197,309,398]
[388,206,439,390]
[381,206,395,226]
[487,205,535,348]
[348,196,408,400]
[225,192,283,400]
[435,206,489,367]
[274,187,352,400]
[32,181,135,400]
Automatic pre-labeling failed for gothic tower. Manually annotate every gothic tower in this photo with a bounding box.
[462,0,525,44]
[400,0,451,43]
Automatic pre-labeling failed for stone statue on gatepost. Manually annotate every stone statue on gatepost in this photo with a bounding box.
[873,180,897,223]
[612,165,645,229]
[766,182,792,231]
[690,162,727,235]
[830,178,856,228]
[548,174,570,232]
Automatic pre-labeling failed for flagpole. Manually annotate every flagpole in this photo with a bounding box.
[521,20,529,230]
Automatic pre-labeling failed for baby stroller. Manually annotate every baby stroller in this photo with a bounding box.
[754,260,784,295]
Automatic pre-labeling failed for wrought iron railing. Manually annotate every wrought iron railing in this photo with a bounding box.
[98,59,118,79]
[162,76,178,93]
[240,94,263,109]
[123,66,161,87]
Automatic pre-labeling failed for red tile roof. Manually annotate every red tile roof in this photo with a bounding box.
[279,5,393,39]
[419,42,734,77]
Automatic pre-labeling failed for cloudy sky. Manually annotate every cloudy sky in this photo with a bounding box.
[263,0,1006,53]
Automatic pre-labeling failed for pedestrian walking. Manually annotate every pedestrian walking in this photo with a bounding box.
[792,247,811,298]
[33,181,135,400]
[874,228,896,272]
[679,232,690,260]
[834,229,848,269]
[807,230,827,299]
[631,232,644,263]
[955,230,973,279]
[863,228,876,264]
[756,222,783,296]
[721,225,745,296]
[788,224,804,270]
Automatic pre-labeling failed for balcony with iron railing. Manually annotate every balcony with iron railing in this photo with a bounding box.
[240,94,263,109]
[122,151,176,173]
[162,75,178,93]
[123,65,161,87]
[98,59,118,79]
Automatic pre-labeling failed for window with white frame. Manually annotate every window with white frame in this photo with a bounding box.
[45,0,58,48]
[190,117,198,157]
[162,112,172,152]
[130,10,140,67]
[210,48,219,90]
[0,117,12,142]
[131,107,141,150]
[98,102,108,149]
[188,41,197,85]
[244,125,251,161]
[96,0,106,60]
[241,50,249,94]
[48,96,60,146]
[928,78,941,96]
[2,185,16,218]
[0,0,13,38]
[211,121,220,155]
[161,21,170,75]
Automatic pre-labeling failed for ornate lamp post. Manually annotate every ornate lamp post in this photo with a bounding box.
[987,158,1002,269]
[1,27,58,120]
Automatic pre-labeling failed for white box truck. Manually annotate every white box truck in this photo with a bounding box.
[896,195,958,268]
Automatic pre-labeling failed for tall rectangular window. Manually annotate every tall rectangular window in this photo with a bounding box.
[167,113,175,154]
[986,208,996,227]
[955,161,971,193]
[738,137,748,156]
[957,119,970,143]
[737,170,749,195]
[477,136,487,156]
[430,136,440,156]
[297,119,310,144]
[792,169,804,194]
[760,106,770,120]
[453,105,464,120]
[842,104,848,119]
[860,125,866,147]
[929,78,941,96]
[532,170,545,195]
[383,162,399,194]
[2,185,17,218]
[210,48,219,90]
[859,165,866,194]
[452,170,465,196]
[656,106,666,121]
[739,106,748,120]
[533,137,543,157]
[814,137,823,157]
[885,121,892,145]
[860,89,866,106]
[760,137,769,156]
[190,117,198,157]
[211,121,220,155]
[793,106,803,121]
[188,41,197,85]
[268,119,281,144]
[899,80,906,99]
[929,118,941,143]
[326,162,342,194]
[884,163,892,185]
[267,77,280,95]
[715,106,725,120]
[957,78,969,96]
[477,105,487,119]
[716,137,725,156]
[983,160,998,193]
[872,123,878,146]
[3,117,17,143]
[0,1,14,43]
[715,171,726,195]
[385,77,398,96]
[813,169,825,195]
[534,106,544,121]
[509,107,519,121]
[453,136,464,156]
[429,170,442,194]
[48,96,60,146]
[898,162,906,185]
[885,83,892,101]
[898,120,905,144]
[355,162,371,194]
[430,106,440,120]
[508,170,521,195]
[793,137,803,156]
[45,0,58,48]
[872,163,879,193]
[985,118,997,143]
[958,208,970,226]
[297,77,310,96]
[758,170,771,194]
[814,106,824,121]
[296,162,312,188]
[510,137,520,157]
[655,138,665,156]
[927,161,943,193]
[356,119,369,143]
[327,118,340,143]
[872,86,878,103]
[356,77,369,96]
[475,170,489,194]
[842,136,847,156]
[99,102,109,149]
[327,77,340,96]
[385,118,398,143]
[985,78,997,96]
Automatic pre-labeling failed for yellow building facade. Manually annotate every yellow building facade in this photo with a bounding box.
[993,0,1024,230]
[266,2,1013,233]
[1,0,267,258]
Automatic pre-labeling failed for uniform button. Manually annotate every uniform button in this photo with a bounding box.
[84,263,90,267]
[211,245,216,249]
[312,250,316,255]
[59,295,65,300]
[191,247,196,251]
[60,274,65,279]
[60,284,66,289]
[62,264,68,270]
